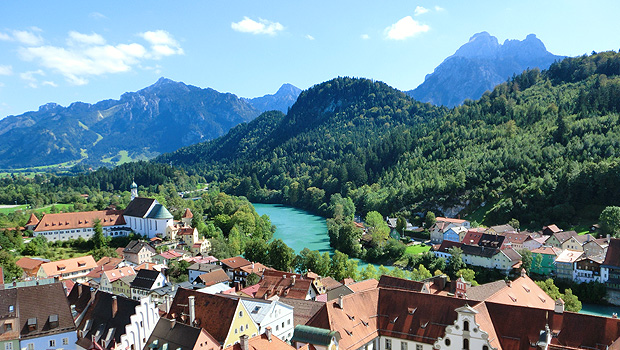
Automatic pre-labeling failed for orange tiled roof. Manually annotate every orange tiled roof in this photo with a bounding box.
[102,266,136,283]
[40,255,98,277]
[223,333,296,350]
[26,213,39,226]
[220,256,252,269]
[34,209,126,232]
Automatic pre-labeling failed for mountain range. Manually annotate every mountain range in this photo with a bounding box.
[408,32,564,107]
[0,78,301,169]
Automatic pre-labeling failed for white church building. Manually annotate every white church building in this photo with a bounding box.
[123,182,174,238]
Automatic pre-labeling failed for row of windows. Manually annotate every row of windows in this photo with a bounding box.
[22,338,70,350]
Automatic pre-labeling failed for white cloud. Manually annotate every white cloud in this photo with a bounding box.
[139,30,184,58]
[42,80,57,87]
[305,34,315,40]
[231,17,284,36]
[414,6,429,16]
[89,12,107,20]
[384,16,430,40]
[0,32,11,41]
[0,65,12,75]
[435,6,445,11]
[16,29,182,85]
[20,69,46,88]
[13,30,44,46]
[361,34,370,40]
[68,31,106,46]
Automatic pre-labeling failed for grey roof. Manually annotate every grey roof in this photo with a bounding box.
[460,244,500,258]
[124,240,156,254]
[466,280,508,301]
[75,292,140,349]
[501,248,522,262]
[123,197,156,218]
[147,204,174,220]
[326,285,354,301]
[188,263,222,274]
[279,298,325,326]
[478,234,505,248]
[131,269,161,290]
[240,299,274,325]
[553,231,579,244]
[146,318,204,350]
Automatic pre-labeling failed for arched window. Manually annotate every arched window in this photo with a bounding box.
[463,339,469,350]
[464,320,469,332]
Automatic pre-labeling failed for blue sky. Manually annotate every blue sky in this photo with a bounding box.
[0,1,619,118]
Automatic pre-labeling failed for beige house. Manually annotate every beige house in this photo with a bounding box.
[123,240,157,265]
[37,255,98,282]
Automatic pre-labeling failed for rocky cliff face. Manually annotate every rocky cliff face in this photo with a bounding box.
[408,32,564,107]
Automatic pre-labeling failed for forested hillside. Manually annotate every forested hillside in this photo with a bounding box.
[156,52,620,228]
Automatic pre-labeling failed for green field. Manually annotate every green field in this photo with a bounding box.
[405,244,431,255]
[0,203,74,214]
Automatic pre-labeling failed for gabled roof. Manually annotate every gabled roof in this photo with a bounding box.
[460,244,500,258]
[468,274,553,310]
[96,257,123,269]
[462,231,483,245]
[377,275,426,292]
[542,224,562,234]
[40,255,98,277]
[26,213,40,226]
[220,256,252,269]
[122,197,156,218]
[477,233,505,248]
[123,240,156,254]
[500,248,522,262]
[552,230,579,244]
[158,250,184,260]
[238,283,261,298]
[279,298,325,326]
[346,279,378,293]
[146,318,218,350]
[14,283,77,339]
[0,288,19,341]
[196,269,230,286]
[130,269,161,290]
[177,227,196,236]
[102,267,136,283]
[255,271,313,300]
[319,277,343,291]
[34,209,126,232]
[240,262,271,276]
[326,285,354,301]
[75,292,140,350]
[16,256,46,270]
[488,224,516,234]
[575,233,596,245]
[223,333,297,350]
[531,246,562,256]
[67,283,94,317]
[166,288,241,343]
[435,217,468,224]
[434,240,462,253]
[188,263,221,274]
[555,249,584,264]
[603,238,620,268]
[502,233,530,245]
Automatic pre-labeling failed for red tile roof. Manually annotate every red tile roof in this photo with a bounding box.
[182,208,194,218]
[34,209,126,232]
[436,217,468,224]
[197,269,230,286]
[462,231,483,245]
[16,257,45,271]
[256,271,313,300]
[603,238,620,268]
[26,213,39,226]
[40,255,98,278]
[220,256,252,269]
[223,333,296,350]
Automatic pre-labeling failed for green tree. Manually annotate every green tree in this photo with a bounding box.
[563,288,582,312]
[535,278,562,299]
[446,247,466,278]
[361,264,378,280]
[396,216,407,235]
[0,250,22,282]
[91,219,107,249]
[246,272,260,286]
[91,246,118,261]
[244,239,268,265]
[268,239,295,272]
[599,206,620,236]
[508,218,520,230]
[456,268,478,286]
[329,250,349,281]
[519,249,532,274]
[365,211,389,244]
[424,211,436,229]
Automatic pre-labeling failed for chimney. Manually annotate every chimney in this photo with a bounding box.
[554,298,564,314]
[146,263,149,270]
[265,327,272,342]
[608,234,611,244]
[78,283,83,296]
[112,296,118,317]
[521,268,526,278]
[164,295,171,314]
[188,296,195,325]
[240,335,249,350]
[338,295,344,309]
[291,275,296,286]
[506,279,512,287]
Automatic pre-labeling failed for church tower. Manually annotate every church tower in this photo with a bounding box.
[130,181,138,201]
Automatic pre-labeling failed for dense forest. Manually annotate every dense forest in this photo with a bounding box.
[155,51,620,228]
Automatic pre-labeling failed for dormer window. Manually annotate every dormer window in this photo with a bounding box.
[78,261,86,267]
[27,318,37,332]
[9,305,14,313]
[49,314,59,329]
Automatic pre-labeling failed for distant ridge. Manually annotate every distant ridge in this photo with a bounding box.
[408,32,564,107]
[0,78,299,168]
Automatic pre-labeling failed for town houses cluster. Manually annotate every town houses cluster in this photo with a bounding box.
[4,194,620,350]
